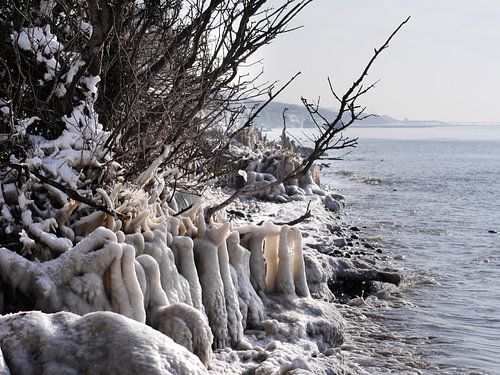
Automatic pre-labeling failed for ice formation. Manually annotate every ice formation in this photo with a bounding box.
[0,174,318,367]
[229,125,328,204]
[0,13,344,372]
[0,311,207,374]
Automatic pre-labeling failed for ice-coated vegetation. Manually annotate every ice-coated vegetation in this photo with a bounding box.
[0,1,407,373]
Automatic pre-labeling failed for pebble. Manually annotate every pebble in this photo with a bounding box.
[333,238,347,248]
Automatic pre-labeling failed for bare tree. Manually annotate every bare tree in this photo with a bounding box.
[0,0,312,183]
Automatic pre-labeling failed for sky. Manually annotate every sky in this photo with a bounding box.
[247,0,500,123]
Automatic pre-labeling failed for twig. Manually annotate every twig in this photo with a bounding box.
[274,200,312,226]
[174,203,194,217]
[257,200,312,226]
[228,71,301,140]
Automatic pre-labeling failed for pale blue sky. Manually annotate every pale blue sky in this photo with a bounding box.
[249,0,500,122]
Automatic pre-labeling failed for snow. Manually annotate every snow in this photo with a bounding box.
[79,20,93,37]
[64,58,86,85]
[0,99,10,115]
[11,25,63,81]
[15,116,40,136]
[0,311,208,374]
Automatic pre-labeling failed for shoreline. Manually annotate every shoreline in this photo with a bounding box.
[212,184,406,374]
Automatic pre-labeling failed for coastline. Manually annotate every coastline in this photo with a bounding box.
[204,183,405,374]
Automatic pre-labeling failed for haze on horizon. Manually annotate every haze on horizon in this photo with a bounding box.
[247,0,500,123]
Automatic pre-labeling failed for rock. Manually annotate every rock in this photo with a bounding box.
[333,238,347,248]
[488,230,497,234]
[329,194,345,205]
[350,226,361,232]
[327,224,342,234]
[324,195,342,213]
[325,256,402,300]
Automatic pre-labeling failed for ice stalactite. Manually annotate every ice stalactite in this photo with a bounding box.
[142,227,192,307]
[290,227,310,298]
[262,221,282,294]
[171,236,203,311]
[276,225,296,296]
[237,221,311,300]
[226,231,265,329]
[217,233,245,347]
[238,224,268,295]
[193,216,230,349]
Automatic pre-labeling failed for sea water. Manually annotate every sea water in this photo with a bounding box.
[272,124,500,374]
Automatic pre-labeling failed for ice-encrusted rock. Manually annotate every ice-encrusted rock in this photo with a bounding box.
[0,311,207,374]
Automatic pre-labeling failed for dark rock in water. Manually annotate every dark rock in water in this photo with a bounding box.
[330,193,346,204]
[325,256,402,302]
[350,234,359,240]
[333,249,342,256]
[350,226,361,232]
[327,224,342,234]
[488,230,497,234]
[324,195,342,212]
[376,249,383,254]
[363,243,375,250]
[333,238,347,248]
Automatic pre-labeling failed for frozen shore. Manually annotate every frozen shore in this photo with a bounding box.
[206,189,404,374]
[0,187,404,375]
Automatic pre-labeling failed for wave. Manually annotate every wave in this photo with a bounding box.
[335,170,383,185]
